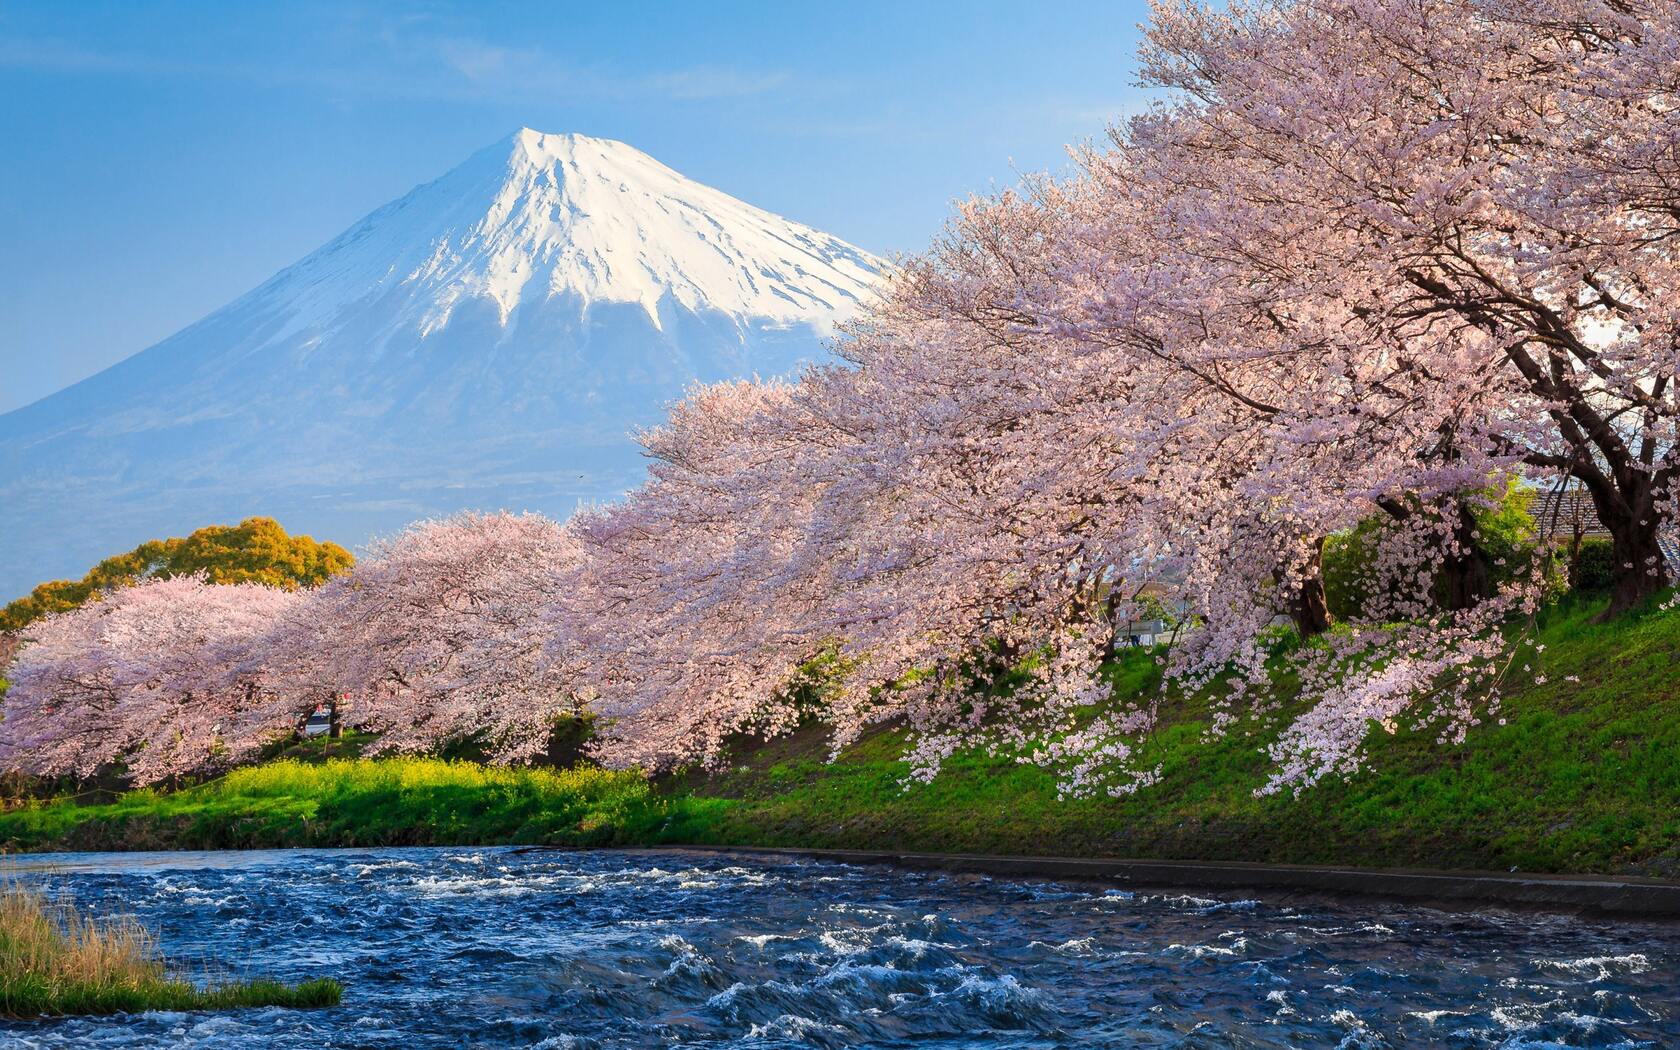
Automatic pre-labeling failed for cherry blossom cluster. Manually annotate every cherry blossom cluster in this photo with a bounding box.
[0,576,305,783]
[0,514,583,782]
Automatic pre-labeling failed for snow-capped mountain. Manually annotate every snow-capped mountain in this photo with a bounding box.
[0,129,881,596]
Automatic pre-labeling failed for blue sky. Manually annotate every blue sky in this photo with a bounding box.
[0,1,1152,414]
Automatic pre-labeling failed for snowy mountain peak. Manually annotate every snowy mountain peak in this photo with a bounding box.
[505,127,635,163]
[270,126,881,338]
[0,130,881,597]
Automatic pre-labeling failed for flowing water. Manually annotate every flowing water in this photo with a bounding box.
[1,847,1676,1048]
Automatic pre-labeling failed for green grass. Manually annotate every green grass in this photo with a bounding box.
[0,758,726,853]
[3,974,343,1020]
[2,597,1677,876]
[684,597,1680,876]
[0,882,341,1018]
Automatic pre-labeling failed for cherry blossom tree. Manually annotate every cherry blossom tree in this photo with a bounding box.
[1122,0,1680,617]
[0,576,304,783]
[570,0,1678,794]
[2,513,586,783]
[571,271,1185,787]
[268,511,583,763]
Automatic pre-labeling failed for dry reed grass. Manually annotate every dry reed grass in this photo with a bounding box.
[0,881,340,1018]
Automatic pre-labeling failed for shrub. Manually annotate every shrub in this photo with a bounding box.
[1569,537,1617,593]
[1323,481,1558,620]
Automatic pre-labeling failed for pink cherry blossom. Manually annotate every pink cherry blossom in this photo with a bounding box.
[0,576,304,782]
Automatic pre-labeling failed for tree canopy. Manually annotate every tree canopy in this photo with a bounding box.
[0,518,352,632]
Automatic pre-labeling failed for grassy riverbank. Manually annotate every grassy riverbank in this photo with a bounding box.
[1,598,1676,877]
[686,599,1680,877]
[0,883,339,1018]
[0,759,723,853]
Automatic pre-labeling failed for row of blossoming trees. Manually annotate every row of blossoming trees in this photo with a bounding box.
[5,0,1678,796]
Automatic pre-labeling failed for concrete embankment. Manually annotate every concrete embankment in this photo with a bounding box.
[617,845,1680,917]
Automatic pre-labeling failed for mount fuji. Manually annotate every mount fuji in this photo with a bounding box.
[0,129,881,596]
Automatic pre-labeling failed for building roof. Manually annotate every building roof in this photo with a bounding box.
[1521,484,1680,574]
[1523,486,1611,540]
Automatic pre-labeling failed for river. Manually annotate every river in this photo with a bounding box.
[2,847,1675,1048]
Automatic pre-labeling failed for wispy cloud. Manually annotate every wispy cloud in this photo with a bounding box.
[0,20,793,105]
[646,66,790,101]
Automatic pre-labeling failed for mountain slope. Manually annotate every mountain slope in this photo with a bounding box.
[0,130,881,596]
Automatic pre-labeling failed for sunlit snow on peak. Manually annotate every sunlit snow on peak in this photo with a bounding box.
[266,127,880,340]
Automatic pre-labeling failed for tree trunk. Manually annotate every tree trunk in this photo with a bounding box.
[1288,538,1334,638]
[1101,591,1122,661]
[1584,478,1670,618]
[1438,499,1495,612]
[1378,494,1495,613]
[1605,518,1669,617]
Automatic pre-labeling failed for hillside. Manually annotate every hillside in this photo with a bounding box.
[684,599,1680,877]
[2,597,1675,876]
